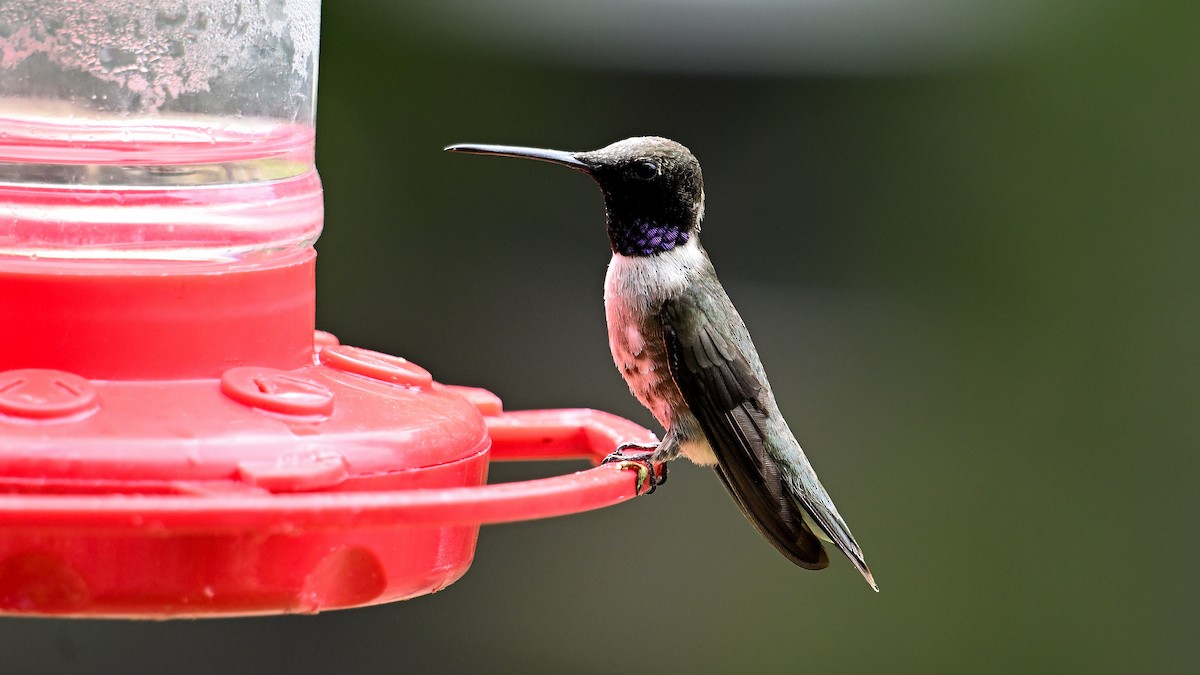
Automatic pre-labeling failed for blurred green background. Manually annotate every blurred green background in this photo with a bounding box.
[3,0,1197,672]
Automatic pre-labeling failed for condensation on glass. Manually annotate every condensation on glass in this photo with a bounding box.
[0,0,323,262]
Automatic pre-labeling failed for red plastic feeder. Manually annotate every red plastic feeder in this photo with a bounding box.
[0,211,661,620]
[0,1,660,618]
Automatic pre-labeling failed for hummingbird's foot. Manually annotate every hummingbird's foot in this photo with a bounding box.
[601,443,668,495]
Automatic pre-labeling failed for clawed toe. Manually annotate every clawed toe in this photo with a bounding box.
[602,443,668,495]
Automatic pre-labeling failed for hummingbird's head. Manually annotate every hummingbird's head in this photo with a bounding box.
[446,136,704,257]
[578,137,704,257]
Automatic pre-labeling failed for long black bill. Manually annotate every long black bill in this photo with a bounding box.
[444,143,592,173]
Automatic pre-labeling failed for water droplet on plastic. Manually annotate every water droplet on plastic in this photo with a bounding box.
[97,47,137,72]
[155,10,187,29]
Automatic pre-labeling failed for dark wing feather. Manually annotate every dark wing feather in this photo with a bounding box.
[661,298,829,570]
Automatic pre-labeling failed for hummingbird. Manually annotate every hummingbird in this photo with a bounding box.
[446,137,877,590]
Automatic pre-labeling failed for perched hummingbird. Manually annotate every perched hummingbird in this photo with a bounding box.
[446,137,877,590]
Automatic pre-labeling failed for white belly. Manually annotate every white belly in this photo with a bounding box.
[602,241,709,437]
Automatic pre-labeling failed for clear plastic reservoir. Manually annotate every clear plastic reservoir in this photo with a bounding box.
[0,0,322,262]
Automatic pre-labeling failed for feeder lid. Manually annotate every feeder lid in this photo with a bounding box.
[0,343,488,495]
[0,333,661,617]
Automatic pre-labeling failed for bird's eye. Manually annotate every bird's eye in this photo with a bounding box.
[631,160,659,181]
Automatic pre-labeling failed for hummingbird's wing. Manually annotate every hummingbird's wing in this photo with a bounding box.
[659,297,830,570]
